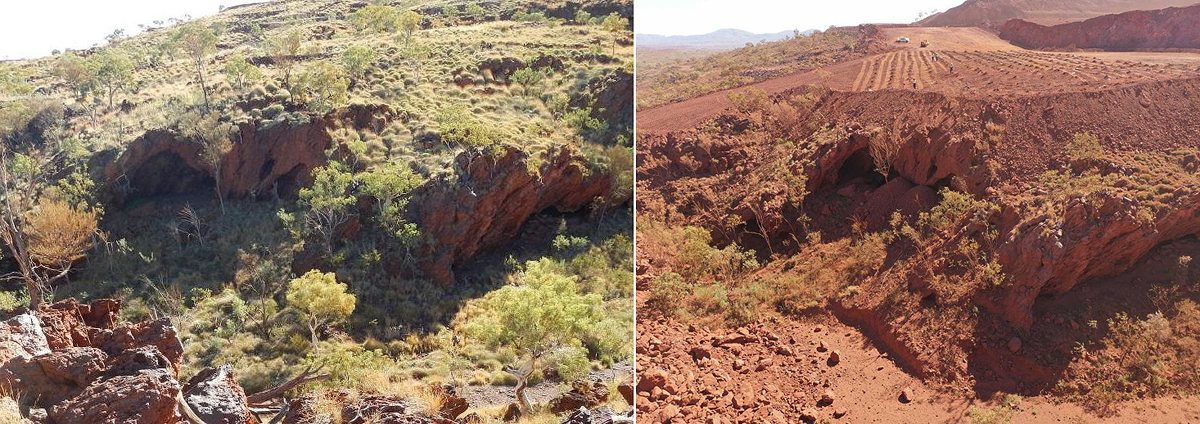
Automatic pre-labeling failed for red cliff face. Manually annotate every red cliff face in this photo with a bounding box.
[416,145,621,284]
[1000,5,1200,50]
[104,107,624,286]
[103,104,397,205]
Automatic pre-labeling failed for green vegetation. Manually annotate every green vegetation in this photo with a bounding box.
[0,1,632,418]
[463,260,603,412]
[174,21,219,111]
[968,394,1022,424]
[1066,132,1104,162]
[288,270,357,344]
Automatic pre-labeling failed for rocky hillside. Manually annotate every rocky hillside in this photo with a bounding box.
[1000,4,1200,50]
[919,0,1199,27]
[0,0,634,422]
[637,76,1200,405]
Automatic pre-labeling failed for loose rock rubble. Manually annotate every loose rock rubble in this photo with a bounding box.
[0,299,487,424]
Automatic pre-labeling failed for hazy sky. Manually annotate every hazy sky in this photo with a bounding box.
[0,0,260,60]
[637,0,966,35]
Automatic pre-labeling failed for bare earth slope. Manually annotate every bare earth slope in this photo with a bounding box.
[639,26,1200,134]
[1000,4,1200,50]
[637,18,1200,424]
[918,0,1200,27]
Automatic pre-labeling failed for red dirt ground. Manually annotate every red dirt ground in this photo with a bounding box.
[636,27,1200,134]
[637,20,1200,424]
[636,304,1200,423]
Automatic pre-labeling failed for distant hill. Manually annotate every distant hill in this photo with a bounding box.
[918,0,1200,27]
[1000,4,1200,49]
[636,28,815,50]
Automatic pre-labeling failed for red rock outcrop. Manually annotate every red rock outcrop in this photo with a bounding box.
[0,299,255,424]
[1000,5,1200,50]
[416,144,621,284]
[548,380,611,414]
[638,80,1200,382]
[104,105,624,287]
[103,104,398,205]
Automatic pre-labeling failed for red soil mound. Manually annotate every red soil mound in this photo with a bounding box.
[1000,4,1200,50]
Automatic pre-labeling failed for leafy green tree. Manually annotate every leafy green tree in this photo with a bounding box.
[0,126,100,308]
[351,4,400,32]
[358,162,423,257]
[574,10,592,25]
[223,53,262,90]
[292,61,349,113]
[269,29,305,89]
[399,11,421,49]
[54,53,93,100]
[464,4,487,20]
[340,45,376,86]
[297,161,355,256]
[464,259,602,412]
[175,22,218,111]
[601,13,629,55]
[509,67,544,96]
[88,49,133,109]
[287,270,356,344]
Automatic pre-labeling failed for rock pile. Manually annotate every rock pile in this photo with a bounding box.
[0,298,210,423]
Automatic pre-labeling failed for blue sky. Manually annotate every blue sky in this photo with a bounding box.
[637,0,966,35]
[0,0,259,60]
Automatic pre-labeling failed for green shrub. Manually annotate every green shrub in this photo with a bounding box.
[1066,132,1104,162]
[647,272,687,318]
[435,104,500,147]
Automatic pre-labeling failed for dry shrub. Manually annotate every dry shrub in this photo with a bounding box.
[26,199,97,266]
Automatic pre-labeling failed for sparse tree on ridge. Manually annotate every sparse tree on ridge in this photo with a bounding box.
[54,53,93,100]
[399,11,421,49]
[340,45,376,87]
[176,22,218,112]
[224,53,262,90]
[88,49,133,109]
[601,13,629,55]
[269,29,305,89]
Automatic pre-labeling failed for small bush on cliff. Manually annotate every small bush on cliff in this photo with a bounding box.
[292,61,349,113]
[647,272,687,318]
[728,88,769,115]
[435,104,500,147]
[642,223,758,284]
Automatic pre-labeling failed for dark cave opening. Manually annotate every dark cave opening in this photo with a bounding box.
[836,149,885,188]
[121,151,214,206]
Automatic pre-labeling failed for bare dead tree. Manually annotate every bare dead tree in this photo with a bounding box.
[868,131,901,182]
[246,364,330,406]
